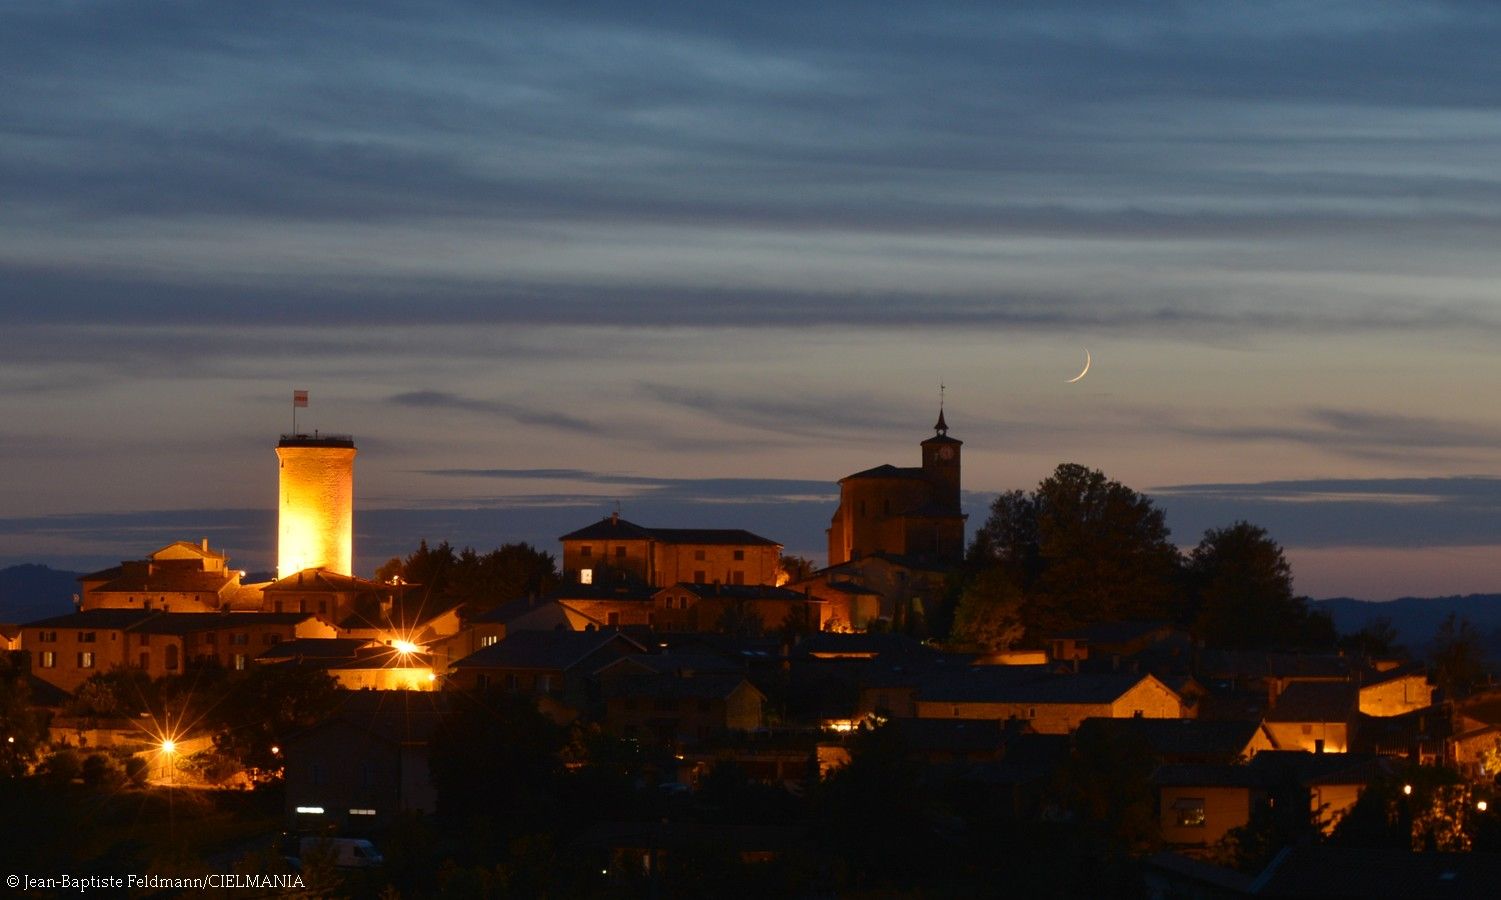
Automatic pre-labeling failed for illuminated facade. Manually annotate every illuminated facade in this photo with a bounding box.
[276,434,356,577]
[827,410,965,566]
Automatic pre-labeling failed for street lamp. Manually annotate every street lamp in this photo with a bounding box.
[161,739,176,784]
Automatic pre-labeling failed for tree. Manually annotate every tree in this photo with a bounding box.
[950,567,1026,652]
[428,688,566,839]
[1340,618,1403,658]
[379,540,560,614]
[207,665,341,773]
[778,554,816,584]
[1431,613,1487,700]
[0,655,47,779]
[967,464,1182,634]
[1187,522,1330,649]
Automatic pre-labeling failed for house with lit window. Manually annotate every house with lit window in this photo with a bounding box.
[559,514,781,589]
[1152,764,1267,846]
[259,568,395,626]
[446,629,647,717]
[20,609,339,691]
[427,597,578,673]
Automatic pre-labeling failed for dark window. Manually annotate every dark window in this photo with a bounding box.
[580,546,592,558]
[693,571,706,583]
[139,633,150,646]
[615,546,626,558]
[79,632,96,643]
[733,550,745,561]
[694,549,706,561]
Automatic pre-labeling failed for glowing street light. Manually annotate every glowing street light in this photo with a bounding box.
[1403,784,1413,796]
[392,639,419,655]
[1479,800,1490,812]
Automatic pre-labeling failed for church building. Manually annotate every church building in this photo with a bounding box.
[826,409,966,566]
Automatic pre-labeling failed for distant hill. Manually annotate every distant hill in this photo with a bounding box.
[1315,594,1501,660]
[0,564,81,624]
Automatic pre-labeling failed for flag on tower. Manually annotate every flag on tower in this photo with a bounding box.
[293,389,309,407]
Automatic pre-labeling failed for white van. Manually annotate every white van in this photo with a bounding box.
[298,837,383,869]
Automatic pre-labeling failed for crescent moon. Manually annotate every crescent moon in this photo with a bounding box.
[1066,349,1091,384]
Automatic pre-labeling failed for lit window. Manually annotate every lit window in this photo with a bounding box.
[234,654,247,671]
[580,568,593,585]
[78,652,95,668]
[1174,799,1206,827]
[40,651,56,668]
[480,635,498,648]
[349,808,377,816]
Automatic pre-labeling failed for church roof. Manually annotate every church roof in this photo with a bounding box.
[840,464,929,482]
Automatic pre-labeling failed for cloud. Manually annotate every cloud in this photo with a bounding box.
[1148,407,1501,463]
[387,390,601,434]
[1151,475,1501,549]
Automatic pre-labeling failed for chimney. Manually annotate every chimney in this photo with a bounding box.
[201,537,209,552]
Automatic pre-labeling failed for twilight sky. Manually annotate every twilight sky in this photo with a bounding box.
[6,1,1501,599]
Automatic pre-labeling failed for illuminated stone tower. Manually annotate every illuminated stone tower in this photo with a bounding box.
[276,434,356,577]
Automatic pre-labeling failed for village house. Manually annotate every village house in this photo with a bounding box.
[913,668,1186,734]
[559,514,781,589]
[77,540,261,613]
[1152,763,1267,846]
[21,609,336,692]
[1262,681,1358,754]
[257,638,436,691]
[426,597,577,673]
[651,582,824,634]
[446,629,647,713]
[601,670,766,747]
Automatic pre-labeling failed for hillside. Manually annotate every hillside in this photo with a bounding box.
[1315,594,1501,659]
[0,564,81,624]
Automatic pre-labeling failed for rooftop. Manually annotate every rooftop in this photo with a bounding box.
[278,433,355,448]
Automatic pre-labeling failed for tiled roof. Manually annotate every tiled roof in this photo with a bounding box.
[840,464,928,482]
[918,667,1162,705]
[1264,681,1358,723]
[135,612,321,635]
[558,516,778,546]
[451,629,646,671]
[23,609,157,630]
[93,570,234,594]
[1076,717,1264,758]
[263,568,384,592]
[602,671,758,702]
[665,583,814,602]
